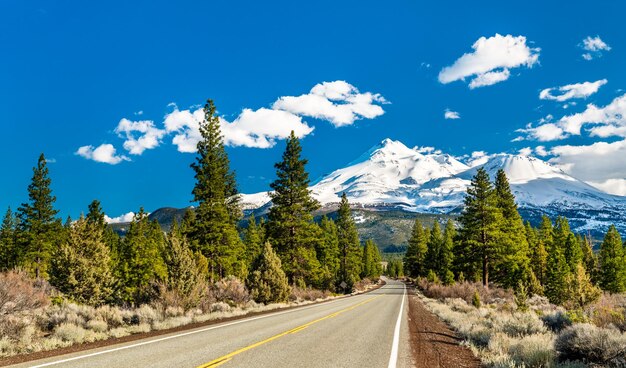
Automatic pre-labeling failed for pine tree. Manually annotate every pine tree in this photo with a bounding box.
[493,169,530,289]
[248,242,290,304]
[563,263,602,309]
[564,233,583,273]
[424,221,443,275]
[598,225,625,293]
[336,193,362,291]
[317,216,340,289]
[544,240,570,305]
[243,215,263,269]
[361,239,374,279]
[526,221,547,285]
[0,208,17,270]
[190,100,245,281]
[267,131,322,286]
[86,200,106,229]
[440,219,455,285]
[457,168,501,287]
[115,209,168,305]
[162,222,201,304]
[580,234,598,283]
[403,219,428,278]
[51,215,114,306]
[16,153,62,279]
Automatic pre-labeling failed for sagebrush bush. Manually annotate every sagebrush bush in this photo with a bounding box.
[86,319,108,333]
[54,323,88,343]
[0,270,50,316]
[508,333,555,367]
[555,323,626,364]
[289,287,331,302]
[418,279,513,305]
[541,310,572,332]
[214,276,249,306]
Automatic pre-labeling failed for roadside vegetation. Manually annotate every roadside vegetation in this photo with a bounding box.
[0,100,381,357]
[403,166,626,366]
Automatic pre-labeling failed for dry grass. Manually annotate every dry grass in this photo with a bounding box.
[417,278,514,306]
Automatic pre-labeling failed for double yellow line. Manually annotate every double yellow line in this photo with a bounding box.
[197,295,382,368]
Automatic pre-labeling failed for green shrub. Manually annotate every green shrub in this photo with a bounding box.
[472,290,481,308]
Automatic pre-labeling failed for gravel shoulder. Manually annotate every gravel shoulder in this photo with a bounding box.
[406,283,481,368]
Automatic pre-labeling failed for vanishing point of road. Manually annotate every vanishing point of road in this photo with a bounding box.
[11,278,411,368]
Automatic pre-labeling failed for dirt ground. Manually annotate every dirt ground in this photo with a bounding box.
[406,285,481,368]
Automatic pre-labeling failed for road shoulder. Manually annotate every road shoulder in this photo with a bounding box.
[406,283,480,368]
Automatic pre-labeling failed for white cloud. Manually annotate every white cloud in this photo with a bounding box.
[272,81,387,127]
[114,118,166,155]
[438,34,540,88]
[444,109,460,119]
[588,179,626,196]
[105,212,137,224]
[580,36,611,60]
[75,144,129,165]
[222,108,314,148]
[469,69,511,89]
[535,146,548,157]
[164,106,314,151]
[539,79,607,102]
[517,123,567,142]
[163,107,205,153]
[518,147,532,156]
[415,146,442,154]
[519,93,626,142]
[548,139,626,195]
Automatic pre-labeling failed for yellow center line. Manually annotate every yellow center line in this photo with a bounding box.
[196,295,383,368]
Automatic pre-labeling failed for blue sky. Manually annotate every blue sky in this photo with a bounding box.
[2,0,626,219]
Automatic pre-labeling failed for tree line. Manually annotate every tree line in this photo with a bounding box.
[404,167,626,308]
[0,100,382,307]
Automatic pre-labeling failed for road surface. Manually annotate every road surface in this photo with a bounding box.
[11,278,411,368]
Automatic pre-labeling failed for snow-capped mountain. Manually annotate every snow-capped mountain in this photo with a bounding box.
[241,138,626,234]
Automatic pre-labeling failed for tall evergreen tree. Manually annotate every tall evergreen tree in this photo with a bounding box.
[598,225,625,293]
[493,169,530,289]
[580,234,598,283]
[317,216,340,289]
[248,242,290,304]
[267,131,322,286]
[544,238,570,304]
[0,207,17,270]
[243,215,263,269]
[403,219,428,278]
[526,221,547,286]
[162,222,201,305]
[51,215,114,306]
[439,220,455,285]
[190,100,245,281]
[336,193,362,291]
[16,153,62,279]
[115,209,168,305]
[424,221,443,275]
[457,168,501,286]
[564,233,583,273]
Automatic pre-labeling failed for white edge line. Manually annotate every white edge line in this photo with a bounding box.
[388,282,406,368]
[27,296,361,368]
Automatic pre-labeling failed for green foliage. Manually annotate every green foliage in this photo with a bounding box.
[163,222,202,298]
[50,215,114,306]
[386,259,404,278]
[317,216,340,290]
[426,269,440,284]
[493,169,531,289]
[0,207,17,271]
[243,215,263,269]
[403,219,428,277]
[424,221,442,276]
[267,131,321,286]
[439,220,455,284]
[472,290,481,308]
[457,168,502,286]
[336,193,363,291]
[189,100,245,281]
[563,264,602,309]
[15,153,62,279]
[598,225,625,293]
[544,238,570,305]
[361,239,382,280]
[115,209,168,305]
[248,242,290,304]
[526,221,547,286]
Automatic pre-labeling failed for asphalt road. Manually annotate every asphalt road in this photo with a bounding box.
[12,278,411,368]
